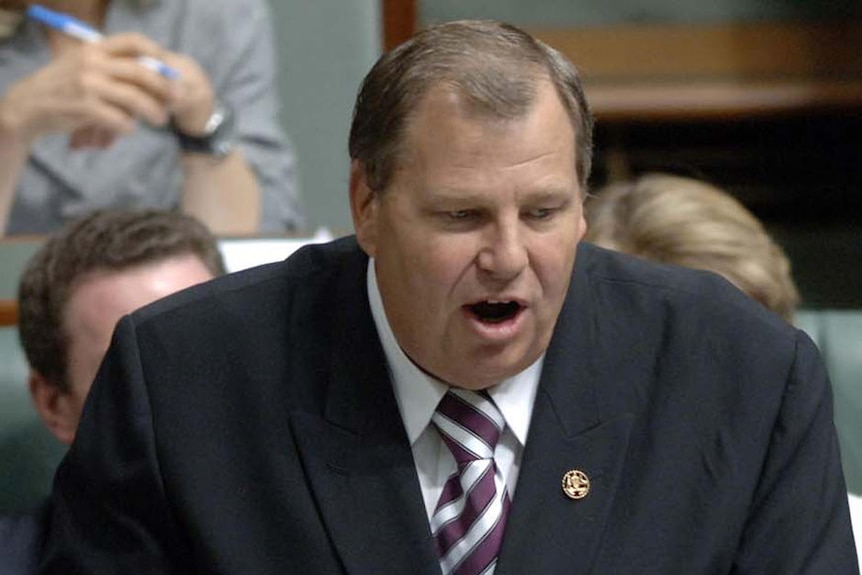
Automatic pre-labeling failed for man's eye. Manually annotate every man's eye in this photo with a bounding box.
[526,208,555,220]
[447,210,475,220]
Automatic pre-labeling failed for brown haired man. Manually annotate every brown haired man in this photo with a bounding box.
[0,209,223,574]
[40,21,858,575]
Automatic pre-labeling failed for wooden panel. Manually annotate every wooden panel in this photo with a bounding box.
[586,79,862,122]
[530,21,862,81]
[383,0,417,51]
[528,21,862,121]
[0,300,17,327]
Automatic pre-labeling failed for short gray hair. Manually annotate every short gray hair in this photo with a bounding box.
[348,20,593,194]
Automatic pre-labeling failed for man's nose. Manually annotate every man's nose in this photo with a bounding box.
[476,219,528,280]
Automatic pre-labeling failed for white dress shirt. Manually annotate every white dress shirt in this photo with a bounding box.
[366,259,543,519]
[849,493,862,568]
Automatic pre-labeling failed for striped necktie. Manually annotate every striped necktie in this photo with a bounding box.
[431,389,511,575]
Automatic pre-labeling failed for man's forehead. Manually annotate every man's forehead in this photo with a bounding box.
[394,82,576,168]
[407,81,538,125]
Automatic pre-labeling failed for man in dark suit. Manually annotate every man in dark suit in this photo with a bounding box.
[41,20,858,574]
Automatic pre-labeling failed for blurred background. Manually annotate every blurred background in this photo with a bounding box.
[274,0,862,309]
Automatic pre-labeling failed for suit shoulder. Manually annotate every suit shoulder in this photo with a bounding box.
[571,244,820,434]
[577,242,796,347]
[133,236,365,326]
[579,241,737,297]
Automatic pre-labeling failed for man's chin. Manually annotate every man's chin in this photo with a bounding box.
[444,351,539,390]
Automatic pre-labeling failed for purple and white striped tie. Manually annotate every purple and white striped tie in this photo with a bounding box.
[431,389,511,575]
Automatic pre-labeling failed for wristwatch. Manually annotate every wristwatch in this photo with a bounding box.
[173,102,236,158]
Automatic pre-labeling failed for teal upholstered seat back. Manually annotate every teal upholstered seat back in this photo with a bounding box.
[0,327,66,513]
[796,310,862,495]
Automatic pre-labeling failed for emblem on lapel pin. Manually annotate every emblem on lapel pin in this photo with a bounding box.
[562,469,590,500]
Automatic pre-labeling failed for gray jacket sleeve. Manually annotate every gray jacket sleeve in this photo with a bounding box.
[212,0,304,233]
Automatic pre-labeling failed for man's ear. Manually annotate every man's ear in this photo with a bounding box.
[28,370,77,446]
[578,210,588,242]
[349,160,379,258]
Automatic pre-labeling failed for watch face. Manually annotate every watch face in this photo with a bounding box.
[213,137,235,157]
[205,108,228,135]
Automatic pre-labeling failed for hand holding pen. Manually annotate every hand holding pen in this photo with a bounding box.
[26,5,179,79]
[0,4,217,149]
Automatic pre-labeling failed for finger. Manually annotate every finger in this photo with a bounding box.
[80,71,171,127]
[63,98,138,136]
[96,32,178,86]
[3,51,147,140]
[155,52,217,130]
[20,96,134,140]
[79,41,175,102]
[99,32,169,63]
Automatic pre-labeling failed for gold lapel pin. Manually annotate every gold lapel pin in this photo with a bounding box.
[561,469,590,500]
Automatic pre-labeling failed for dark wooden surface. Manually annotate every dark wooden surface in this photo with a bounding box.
[383,0,417,50]
[0,300,17,327]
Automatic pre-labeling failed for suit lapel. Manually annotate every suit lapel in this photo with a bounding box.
[290,243,643,574]
[497,245,639,575]
[291,251,439,575]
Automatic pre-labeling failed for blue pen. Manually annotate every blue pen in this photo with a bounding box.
[26,4,179,80]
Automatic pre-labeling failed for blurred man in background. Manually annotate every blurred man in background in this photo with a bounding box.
[0,209,224,574]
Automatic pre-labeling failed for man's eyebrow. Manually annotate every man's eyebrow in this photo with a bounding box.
[427,184,576,200]
[523,187,576,200]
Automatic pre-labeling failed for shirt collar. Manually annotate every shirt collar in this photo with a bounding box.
[366,259,542,449]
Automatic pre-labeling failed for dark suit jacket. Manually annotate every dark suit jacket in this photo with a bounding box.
[41,238,858,574]
[1,504,47,575]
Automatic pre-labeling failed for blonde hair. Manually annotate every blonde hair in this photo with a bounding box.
[585,173,800,321]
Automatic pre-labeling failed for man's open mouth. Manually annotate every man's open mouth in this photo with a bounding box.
[466,300,524,324]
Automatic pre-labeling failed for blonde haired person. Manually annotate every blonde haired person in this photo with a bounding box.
[585,173,800,321]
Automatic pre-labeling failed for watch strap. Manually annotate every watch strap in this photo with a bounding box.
[172,102,236,157]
